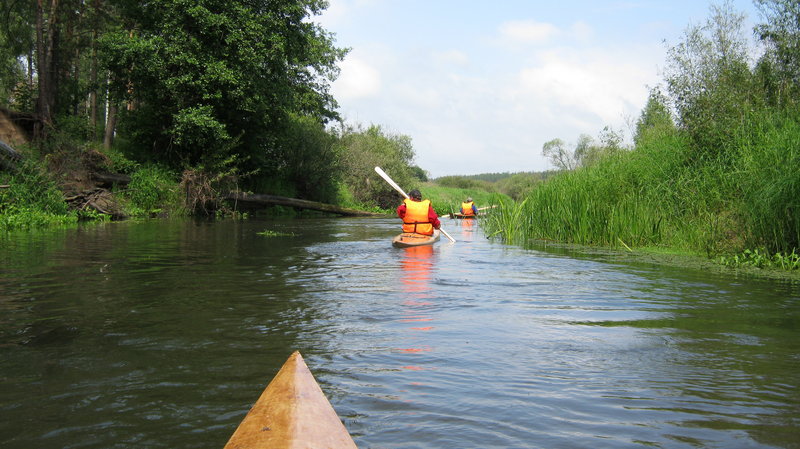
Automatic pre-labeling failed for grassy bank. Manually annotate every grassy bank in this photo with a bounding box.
[419,183,508,217]
[483,107,800,272]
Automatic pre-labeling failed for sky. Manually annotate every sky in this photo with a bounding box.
[315,0,763,178]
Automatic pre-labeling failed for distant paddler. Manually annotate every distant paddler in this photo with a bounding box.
[460,197,478,217]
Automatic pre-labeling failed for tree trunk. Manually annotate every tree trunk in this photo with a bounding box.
[90,31,98,139]
[103,99,117,149]
[89,0,100,139]
[35,0,60,134]
[224,192,385,217]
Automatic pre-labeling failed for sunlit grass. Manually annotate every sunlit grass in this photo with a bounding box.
[483,107,800,271]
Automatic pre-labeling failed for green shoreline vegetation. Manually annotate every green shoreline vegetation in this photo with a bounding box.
[482,2,800,276]
[2,1,799,280]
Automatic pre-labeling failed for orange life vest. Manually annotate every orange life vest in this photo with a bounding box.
[461,201,475,215]
[402,199,434,235]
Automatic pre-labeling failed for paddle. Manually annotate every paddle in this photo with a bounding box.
[374,166,456,243]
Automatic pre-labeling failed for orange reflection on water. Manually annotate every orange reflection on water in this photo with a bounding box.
[400,244,434,294]
[396,244,437,380]
[399,316,433,322]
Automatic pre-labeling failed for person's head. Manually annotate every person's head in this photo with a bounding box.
[409,189,422,201]
[466,197,473,202]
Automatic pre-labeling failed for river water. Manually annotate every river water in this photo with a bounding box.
[1,217,798,449]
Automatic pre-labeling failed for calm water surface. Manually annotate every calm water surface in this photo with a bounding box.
[1,217,798,448]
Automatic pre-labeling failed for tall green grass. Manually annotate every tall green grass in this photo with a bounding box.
[0,159,78,231]
[734,108,800,254]
[118,164,183,217]
[484,107,800,265]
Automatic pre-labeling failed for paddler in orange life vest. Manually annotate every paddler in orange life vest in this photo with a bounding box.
[397,189,441,236]
[460,197,478,216]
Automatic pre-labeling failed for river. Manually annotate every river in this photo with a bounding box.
[1,217,798,448]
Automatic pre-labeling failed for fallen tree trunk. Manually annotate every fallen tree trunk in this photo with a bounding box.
[224,192,384,217]
[0,139,22,171]
[91,171,131,187]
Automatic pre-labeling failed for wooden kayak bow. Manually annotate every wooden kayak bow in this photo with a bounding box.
[223,351,357,449]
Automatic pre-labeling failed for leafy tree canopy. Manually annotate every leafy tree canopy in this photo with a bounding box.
[100,0,347,173]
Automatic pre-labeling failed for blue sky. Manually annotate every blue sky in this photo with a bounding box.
[316,0,762,178]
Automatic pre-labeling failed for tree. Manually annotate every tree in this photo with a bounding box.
[664,0,754,157]
[754,0,800,105]
[542,138,576,171]
[0,0,35,108]
[336,123,417,208]
[634,87,675,145]
[100,0,347,173]
[542,135,596,171]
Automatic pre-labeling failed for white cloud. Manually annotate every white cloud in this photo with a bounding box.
[569,21,594,42]
[510,48,655,131]
[499,20,560,44]
[434,50,470,67]
[319,0,701,176]
[332,55,382,100]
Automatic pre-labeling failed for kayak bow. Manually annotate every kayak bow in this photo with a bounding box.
[223,351,357,449]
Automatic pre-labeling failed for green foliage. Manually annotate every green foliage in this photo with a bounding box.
[336,123,418,209]
[482,1,800,272]
[435,176,496,192]
[542,138,577,171]
[409,165,429,182]
[0,0,34,111]
[120,165,180,216]
[334,182,389,213]
[0,159,77,230]
[171,105,231,150]
[542,133,621,171]
[664,1,756,158]
[634,87,676,145]
[100,0,347,174]
[495,173,544,201]
[265,113,339,203]
[719,248,800,270]
[419,183,509,217]
[441,172,516,183]
[755,0,800,104]
[484,154,671,249]
[733,107,800,253]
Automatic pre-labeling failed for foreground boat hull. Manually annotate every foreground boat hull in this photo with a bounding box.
[223,351,357,449]
[392,230,441,248]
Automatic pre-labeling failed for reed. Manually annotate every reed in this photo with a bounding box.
[484,106,800,265]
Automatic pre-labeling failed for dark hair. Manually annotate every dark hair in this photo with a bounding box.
[408,189,422,200]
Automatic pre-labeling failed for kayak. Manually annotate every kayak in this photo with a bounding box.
[222,351,357,449]
[392,229,441,248]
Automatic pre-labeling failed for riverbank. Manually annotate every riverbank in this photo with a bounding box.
[519,238,800,284]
